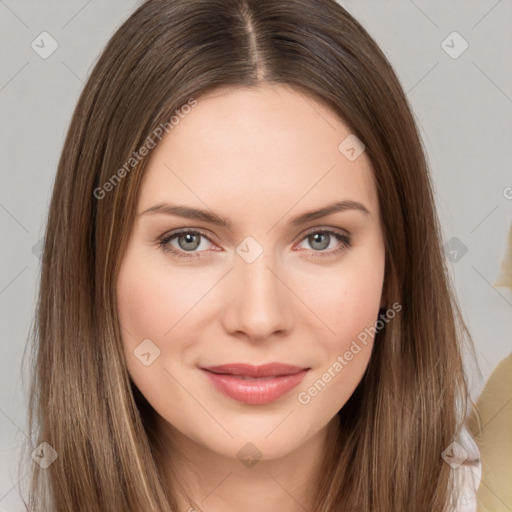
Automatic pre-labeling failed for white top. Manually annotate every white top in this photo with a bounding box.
[450,424,482,512]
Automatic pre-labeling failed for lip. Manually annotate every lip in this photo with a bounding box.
[200,363,309,405]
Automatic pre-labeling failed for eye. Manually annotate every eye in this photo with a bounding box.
[158,227,351,260]
[295,228,351,258]
[158,229,216,259]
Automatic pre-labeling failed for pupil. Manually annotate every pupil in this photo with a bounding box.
[311,232,328,250]
[181,233,199,250]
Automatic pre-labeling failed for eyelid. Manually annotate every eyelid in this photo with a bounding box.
[159,225,349,243]
[297,225,350,241]
[158,225,351,258]
[161,227,219,249]
[292,226,351,256]
[161,227,218,244]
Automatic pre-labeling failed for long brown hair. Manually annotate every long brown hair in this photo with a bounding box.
[20,0,477,510]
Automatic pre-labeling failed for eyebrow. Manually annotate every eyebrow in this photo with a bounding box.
[137,200,370,228]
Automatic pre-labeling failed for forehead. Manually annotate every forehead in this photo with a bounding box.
[137,84,378,224]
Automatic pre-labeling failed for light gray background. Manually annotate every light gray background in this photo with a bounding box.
[1,0,511,510]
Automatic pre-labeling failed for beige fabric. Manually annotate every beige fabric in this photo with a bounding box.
[467,353,512,512]
[495,222,512,289]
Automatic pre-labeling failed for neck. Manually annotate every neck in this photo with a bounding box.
[154,413,341,512]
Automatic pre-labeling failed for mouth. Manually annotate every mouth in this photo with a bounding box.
[200,363,310,404]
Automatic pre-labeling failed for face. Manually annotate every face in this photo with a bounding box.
[116,83,386,463]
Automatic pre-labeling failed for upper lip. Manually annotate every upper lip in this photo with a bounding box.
[201,363,308,378]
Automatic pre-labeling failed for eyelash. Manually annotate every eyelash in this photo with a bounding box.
[158,227,351,260]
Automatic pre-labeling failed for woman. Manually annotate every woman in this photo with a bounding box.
[20,0,480,510]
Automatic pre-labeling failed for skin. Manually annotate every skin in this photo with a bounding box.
[116,83,386,512]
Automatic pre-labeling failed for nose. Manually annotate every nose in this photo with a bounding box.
[220,249,294,343]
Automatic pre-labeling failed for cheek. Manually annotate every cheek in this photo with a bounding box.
[117,250,197,343]
[118,272,170,343]
[296,261,384,415]
[302,243,385,346]
[116,253,189,381]
[331,267,384,341]
[296,241,385,406]
[116,256,195,415]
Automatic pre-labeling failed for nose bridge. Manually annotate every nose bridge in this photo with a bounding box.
[238,249,280,302]
[223,241,292,339]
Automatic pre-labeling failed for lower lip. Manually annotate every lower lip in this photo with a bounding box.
[201,369,309,405]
